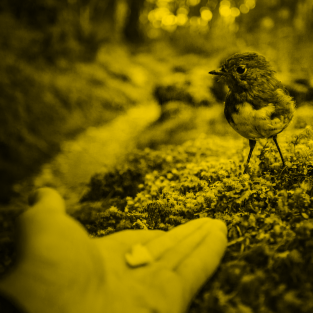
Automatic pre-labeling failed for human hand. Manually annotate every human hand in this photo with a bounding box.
[0,188,227,313]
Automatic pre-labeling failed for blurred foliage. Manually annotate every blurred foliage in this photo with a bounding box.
[0,2,313,311]
[74,126,313,312]
[1,0,313,64]
[0,210,18,274]
[0,0,118,62]
[1,28,311,204]
[0,42,155,203]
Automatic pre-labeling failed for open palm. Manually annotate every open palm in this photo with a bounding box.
[0,188,227,313]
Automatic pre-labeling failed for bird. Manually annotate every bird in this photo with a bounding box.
[209,52,296,173]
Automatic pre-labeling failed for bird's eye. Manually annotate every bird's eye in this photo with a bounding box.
[236,66,246,74]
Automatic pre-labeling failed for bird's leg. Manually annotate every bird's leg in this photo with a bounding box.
[244,139,256,174]
[272,135,285,166]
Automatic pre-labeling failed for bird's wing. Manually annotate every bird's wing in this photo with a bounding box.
[253,101,293,138]
[271,88,296,118]
[255,108,281,137]
[229,101,293,139]
[229,102,269,139]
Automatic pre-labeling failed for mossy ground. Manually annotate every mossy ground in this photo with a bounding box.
[73,125,313,313]
[1,38,313,312]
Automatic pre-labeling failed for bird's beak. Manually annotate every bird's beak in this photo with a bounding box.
[208,70,224,75]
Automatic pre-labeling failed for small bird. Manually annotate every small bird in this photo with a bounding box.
[209,52,296,173]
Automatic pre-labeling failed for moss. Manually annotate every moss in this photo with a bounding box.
[74,125,313,312]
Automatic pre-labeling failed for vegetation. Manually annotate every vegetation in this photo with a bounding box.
[1,0,313,202]
[1,0,313,311]
[74,126,313,312]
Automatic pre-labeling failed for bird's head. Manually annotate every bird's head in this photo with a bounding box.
[209,52,276,92]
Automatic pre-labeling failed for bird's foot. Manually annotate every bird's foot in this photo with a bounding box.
[243,164,251,174]
[279,164,288,176]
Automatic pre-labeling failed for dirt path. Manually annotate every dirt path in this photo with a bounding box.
[8,101,160,212]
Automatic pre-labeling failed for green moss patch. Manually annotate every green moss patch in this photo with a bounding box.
[75,125,313,313]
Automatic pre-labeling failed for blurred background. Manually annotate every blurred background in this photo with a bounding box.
[0,0,313,210]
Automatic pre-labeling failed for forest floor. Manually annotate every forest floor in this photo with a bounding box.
[1,37,313,312]
[2,40,313,214]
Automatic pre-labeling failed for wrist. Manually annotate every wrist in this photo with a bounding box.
[0,265,57,313]
[0,258,106,313]
[0,289,29,313]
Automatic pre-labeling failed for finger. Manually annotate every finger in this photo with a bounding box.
[99,219,217,262]
[95,230,166,271]
[146,218,225,263]
[100,229,165,253]
[17,187,67,247]
[176,220,227,304]
[105,218,217,253]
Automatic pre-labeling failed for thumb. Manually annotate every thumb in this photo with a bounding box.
[16,188,68,259]
[27,187,66,214]
[17,188,91,260]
